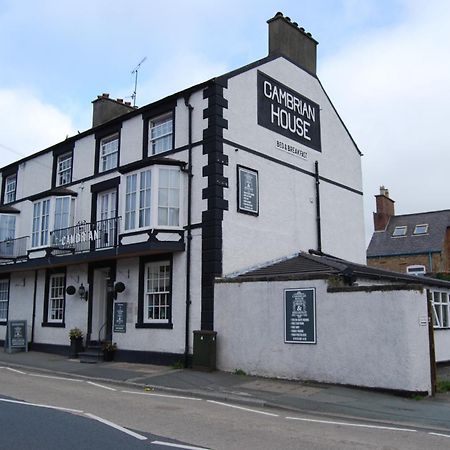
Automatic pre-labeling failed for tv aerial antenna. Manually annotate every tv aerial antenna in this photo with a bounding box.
[131,57,147,107]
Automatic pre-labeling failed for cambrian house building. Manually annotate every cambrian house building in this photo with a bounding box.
[4,13,443,395]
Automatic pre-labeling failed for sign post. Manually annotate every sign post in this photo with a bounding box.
[284,288,316,344]
[4,320,28,353]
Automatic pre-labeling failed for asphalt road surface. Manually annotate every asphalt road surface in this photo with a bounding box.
[1,366,450,450]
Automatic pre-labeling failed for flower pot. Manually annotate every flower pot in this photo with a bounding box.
[69,337,83,358]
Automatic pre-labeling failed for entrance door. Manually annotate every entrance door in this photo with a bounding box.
[97,189,117,249]
[91,267,113,342]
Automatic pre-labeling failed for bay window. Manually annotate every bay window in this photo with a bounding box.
[32,199,50,247]
[0,214,15,241]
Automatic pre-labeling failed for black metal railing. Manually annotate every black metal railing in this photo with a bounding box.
[50,217,121,253]
[0,236,29,259]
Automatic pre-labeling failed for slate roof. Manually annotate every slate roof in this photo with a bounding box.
[367,210,450,258]
[229,250,450,289]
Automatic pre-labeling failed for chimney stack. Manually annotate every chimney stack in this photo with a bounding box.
[267,12,318,75]
[92,93,135,127]
[373,186,395,231]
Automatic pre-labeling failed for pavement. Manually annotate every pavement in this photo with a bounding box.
[1,349,450,433]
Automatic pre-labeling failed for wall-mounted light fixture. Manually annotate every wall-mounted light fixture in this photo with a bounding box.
[66,284,88,301]
[113,281,126,299]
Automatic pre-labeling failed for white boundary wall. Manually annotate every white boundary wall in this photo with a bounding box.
[215,279,432,394]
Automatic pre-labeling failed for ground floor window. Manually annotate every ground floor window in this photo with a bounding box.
[0,279,9,323]
[429,290,450,328]
[43,271,66,326]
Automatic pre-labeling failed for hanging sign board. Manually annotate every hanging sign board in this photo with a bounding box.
[113,302,127,333]
[5,320,28,353]
[237,166,259,215]
[284,288,316,344]
[257,71,321,152]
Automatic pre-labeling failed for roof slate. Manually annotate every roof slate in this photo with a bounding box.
[367,210,450,258]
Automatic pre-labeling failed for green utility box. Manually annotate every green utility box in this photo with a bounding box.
[192,330,217,371]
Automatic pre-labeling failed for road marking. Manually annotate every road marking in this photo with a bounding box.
[84,413,147,440]
[0,398,84,413]
[286,416,417,433]
[5,367,26,374]
[151,441,210,450]
[27,373,84,382]
[206,400,279,417]
[87,381,117,391]
[121,390,202,401]
[429,432,450,438]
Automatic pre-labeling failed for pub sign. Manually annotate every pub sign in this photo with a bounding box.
[284,288,316,344]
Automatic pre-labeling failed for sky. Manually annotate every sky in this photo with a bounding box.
[0,0,449,243]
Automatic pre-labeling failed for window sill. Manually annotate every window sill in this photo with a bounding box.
[41,322,65,328]
[0,321,7,326]
[135,322,173,329]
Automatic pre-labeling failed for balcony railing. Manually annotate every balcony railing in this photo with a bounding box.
[0,236,29,259]
[50,217,121,254]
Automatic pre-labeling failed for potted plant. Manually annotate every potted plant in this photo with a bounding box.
[69,327,84,358]
[102,341,117,362]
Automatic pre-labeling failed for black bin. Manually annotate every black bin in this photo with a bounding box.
[192,330,217,371]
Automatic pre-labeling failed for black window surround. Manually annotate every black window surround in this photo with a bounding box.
[136,253,174,329]
[0,275,10,326]
[142,102,176,159]
[94,124,122,176]
[1,166,18,205]
[42,268,66,328]
[51,144,74,188]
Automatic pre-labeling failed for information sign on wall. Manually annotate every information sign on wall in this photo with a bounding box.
[237,166,259,215]
[284,288,316,344]
[113,302,127,333]
[257,71,321,152]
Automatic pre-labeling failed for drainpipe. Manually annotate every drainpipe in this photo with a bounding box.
[183,95,194,368]
[428,252,433,273]
[31,270,38,346]
[315,161,322,252]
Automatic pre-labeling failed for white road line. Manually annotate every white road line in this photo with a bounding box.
[207,400,279,417]
[84,413,147,440]
[0,397,84,413]
[151,441,210,450]
[5,367,26,374]
[121,390,202,401]
[429,432,450,438]
[286,416,417,433]
[87,381,117,391]
[27,373,84,382]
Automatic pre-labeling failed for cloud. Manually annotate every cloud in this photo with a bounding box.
[319,0,450,242]
[0,89,76,166]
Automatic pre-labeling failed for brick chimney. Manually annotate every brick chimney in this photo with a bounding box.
[373,186,395,231]
[92,93,135,127]
[267,12,318,75]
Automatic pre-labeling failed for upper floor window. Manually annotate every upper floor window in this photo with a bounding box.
[0,214,16,242]
[406,265,426,276]
[124,166,180,232]
[56,152,72,186]
[4,174,16,204]
[149,113,173,155]
[99,133,119,173]
[392,226,407,237]
[413,224,428,235]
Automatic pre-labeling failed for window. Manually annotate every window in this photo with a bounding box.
[47,273,65,323]
[99,134,119,173]
[0,215,16,241]
[56,152,72,186]
[413,224,428,235]
[406,265,426,276]
[392,226,407,237]
[124,167,181,231]
[430,290,450,329]
[149,114,173,155]
[32,199,50,247]
[158,168,180,226]
[144,260,171,323]
[4,174,16,203]
[0,279,9,323]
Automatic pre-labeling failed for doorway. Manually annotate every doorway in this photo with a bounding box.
[91,267,114,343]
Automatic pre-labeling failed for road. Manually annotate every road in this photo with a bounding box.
[1,366,450,449]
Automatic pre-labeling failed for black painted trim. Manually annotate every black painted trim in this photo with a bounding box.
[0,205,20,214]
[94,124,122,176]
[114,349,185,365]
[90,176,121,194]
[119,157,186,175]
[29,187,78,202]
[31,342,69,356]
[136,253,174,328]
[41,267,66,328]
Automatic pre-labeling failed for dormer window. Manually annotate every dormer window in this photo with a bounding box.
[4,174,16,204]
[392,226,407,237]
[413,224,428,235]
[56,152,72,186]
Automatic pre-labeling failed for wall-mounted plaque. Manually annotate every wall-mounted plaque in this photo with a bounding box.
[237,166,259,215]
[284,288,316,344]
[258,71,321,152]
[113,302,127,333]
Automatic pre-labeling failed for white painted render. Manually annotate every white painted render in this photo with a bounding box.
[215,279,432,394]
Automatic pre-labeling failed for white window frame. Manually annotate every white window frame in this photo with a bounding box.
[430,290,450,329]
[99,133,119,173]
[413,224,428,235]
[149,113,173,155]
[0,279,9,323]
[0,214,16,242]
[406,265,426,276]
[144,260,171,323]
[4,174,17,203]
[123,166,181,232]
[48,273,65,323]
[392,226,407,237]
[56,152,72,186]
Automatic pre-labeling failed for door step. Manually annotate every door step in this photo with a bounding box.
[79,345,103,364]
